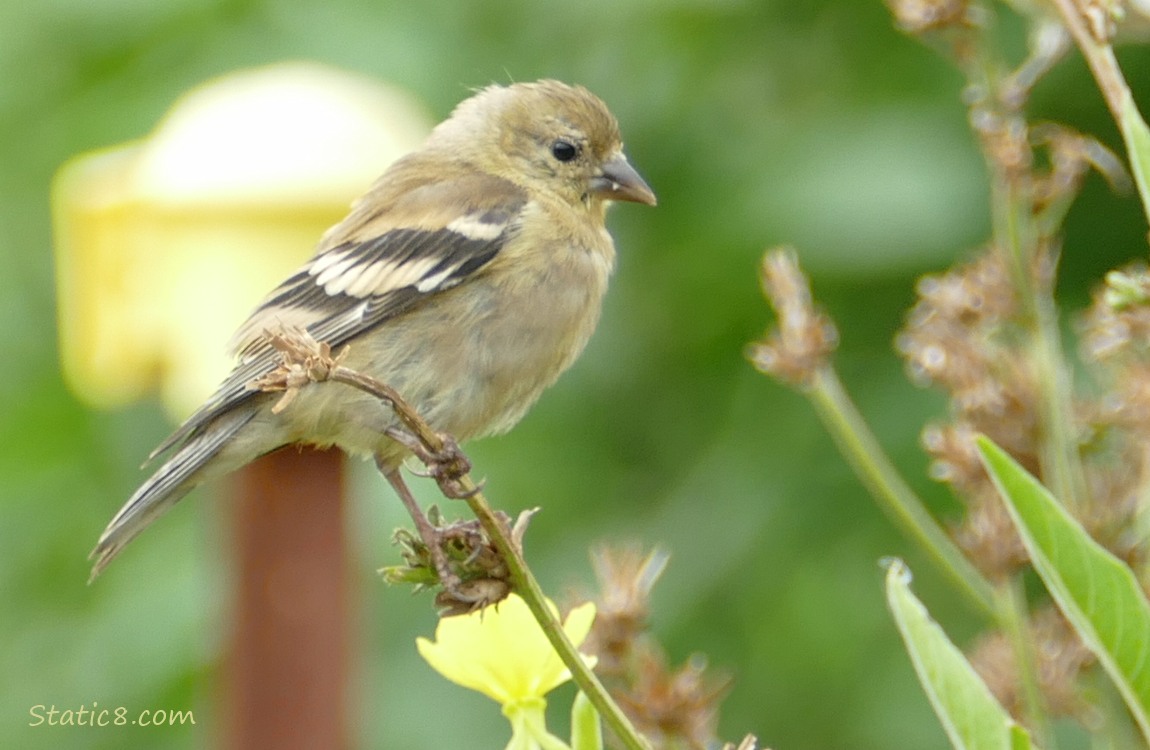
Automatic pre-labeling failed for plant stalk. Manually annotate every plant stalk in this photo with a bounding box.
[806,366,1000,618]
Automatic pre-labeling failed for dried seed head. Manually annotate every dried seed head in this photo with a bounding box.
[897,252,1039,450]
[972,109,1033,181]
[968,607,1095,721]
[585,545,669,677]
[951,483,1029,581]
[584,546,730,750]
[885,0,970,34]
[748,248,839,388]
[1082,265,1150,363]
[615,646,731,750]
[922,421,985,491]
[1031,123,1131,215]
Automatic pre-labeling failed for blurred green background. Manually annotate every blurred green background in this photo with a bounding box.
[3,1,1148,748]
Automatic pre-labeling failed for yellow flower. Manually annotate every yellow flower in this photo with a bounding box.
[417,593,597,707]
[417,593,600,749]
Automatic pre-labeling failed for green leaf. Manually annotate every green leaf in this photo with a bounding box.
[976,436,1150,743]
[1120,93,1150,228]
[570,691,603,750]
[885,559,1034,750]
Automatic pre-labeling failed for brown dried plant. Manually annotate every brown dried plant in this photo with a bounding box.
[751,0,1150,739]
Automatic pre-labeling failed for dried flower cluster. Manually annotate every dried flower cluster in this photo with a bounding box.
[884,0,1150,725]
[1031,123,1131,218]
[745,0,1150,734]
[383,511,513,614]
[895,252,1038,580]
[583,546,732,750]
[747,248,839,389]
[891,191,1150,583]
[1077,266,1150,573]
[884,0,971,35]
[967,605,1095,720]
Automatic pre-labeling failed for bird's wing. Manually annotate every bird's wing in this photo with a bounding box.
[148,168,528,460]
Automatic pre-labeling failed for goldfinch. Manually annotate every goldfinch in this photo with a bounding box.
[91,79,655,579]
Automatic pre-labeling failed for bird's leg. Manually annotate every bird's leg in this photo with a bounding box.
[377,460,462,594]
[384,427,483,499]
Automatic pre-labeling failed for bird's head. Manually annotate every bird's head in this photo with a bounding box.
[429,80,656,213]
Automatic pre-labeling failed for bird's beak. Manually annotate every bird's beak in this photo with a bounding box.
[591,154,657,206]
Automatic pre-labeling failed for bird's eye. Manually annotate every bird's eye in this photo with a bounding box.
[551,139,578,162]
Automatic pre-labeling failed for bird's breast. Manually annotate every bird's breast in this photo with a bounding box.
[451,245,611,435]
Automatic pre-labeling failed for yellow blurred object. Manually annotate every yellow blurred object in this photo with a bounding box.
[53,62,432,418]
[416,594,599,749]
[416,594,597,706]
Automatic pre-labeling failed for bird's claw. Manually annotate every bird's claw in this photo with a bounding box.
[386,428,480,499]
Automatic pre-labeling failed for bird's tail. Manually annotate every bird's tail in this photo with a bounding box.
[89,407,260,580]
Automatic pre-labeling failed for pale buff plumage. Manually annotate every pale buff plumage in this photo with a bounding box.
[90,80,655,577]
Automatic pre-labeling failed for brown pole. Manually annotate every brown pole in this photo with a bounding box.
[224,446,350,750]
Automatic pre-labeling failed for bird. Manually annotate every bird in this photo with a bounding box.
[89,79,656,583]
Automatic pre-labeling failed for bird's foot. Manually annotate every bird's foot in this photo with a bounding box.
[385,428,483,499]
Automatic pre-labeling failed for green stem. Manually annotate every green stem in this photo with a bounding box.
[996,578,1052,748]
[806,366,999,618]
[990,166,1087,514]
[462,491,650,750]
[1032,294,1085,512]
